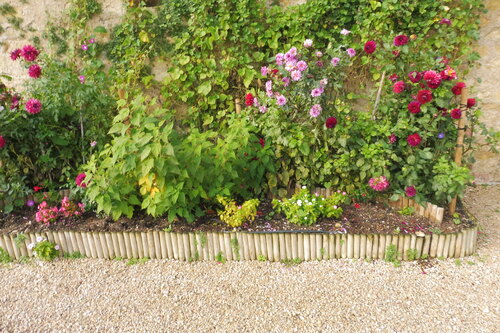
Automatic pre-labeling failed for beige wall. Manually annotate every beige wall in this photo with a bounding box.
[1,0,498,181]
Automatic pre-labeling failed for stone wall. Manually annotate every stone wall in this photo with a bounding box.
[1,0,498,181]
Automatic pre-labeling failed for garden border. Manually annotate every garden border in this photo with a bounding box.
[0,226,478,262]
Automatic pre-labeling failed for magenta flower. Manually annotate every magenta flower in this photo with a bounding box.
[25,98,42,114]
[346,48,356,57]
[75,173,87,188]
[331,57,340,66]
[90,141,97,147]
[389,133,397,144]
[393,35,409,46]
[88,38,96,44]
[275,53,285,66]
[369,176,390,191]
[78,75,85,84]
[81,44,88,51]
[21,45,39,62]
[26,200,35,207]
[282,77,290,87]
[325,117,337,128]
[405,186,417,197]
[440,18,451,25]
[260,66,268,76]
[393,81,406,93]
[259,105,267,113]
[408,71,422,83]
[364,41,377,54]
[10,49,21,61]
[28,64,42,78]
[408,101,421,114]
[0,135,5,149]
[311,88,323,97]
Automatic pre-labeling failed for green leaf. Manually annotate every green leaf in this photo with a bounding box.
[93,26,107,33]
[198,81,212,96]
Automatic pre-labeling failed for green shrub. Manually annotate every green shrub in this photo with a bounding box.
[217,196,260,228]
[273,187,346,225]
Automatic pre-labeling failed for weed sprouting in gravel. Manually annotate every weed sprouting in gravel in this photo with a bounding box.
[230,238,240,260]
[14,233,27,248]
[257,255,267,261]
[280,258,303,266]
[0,247,12,264]
[215,251,226,264]
[384,244,401,267]
[63,251,85,259]
[126,257,149,266]
[455,259,462,266]
[407,248,419,261]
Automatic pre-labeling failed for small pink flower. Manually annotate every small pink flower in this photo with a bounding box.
[276,95,287,106]
[315,51,323,58]
[309,104,322,118]
[275,53,285,66]
[296,61,308,72]
[346,48,356,57]
[259,105,267,113]
[303,39,313,47]
[340,29,350,35]
[75,173,87,188]
[0,136,5,149]
[393,35,409,46]
[405,186,417,197]
[88,38,96,44]
[331,57,340,66]
[28,64,42,78]
[291,70,302,81]
[440,18,451,25]
[282,77,290,87]
[261,66,268,76]
[393,81,406,94]
[81,44,88,51]
[79,75,85,84]
[311,88,323,97]
[10,49,21,61]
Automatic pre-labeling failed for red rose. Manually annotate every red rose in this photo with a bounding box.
[0,135,5,149]
[408,101,421,114]
[364,41,377,54]
[245,93,254,106]
[467,98,476,108]
[325,117,337,128]
[408,71,422,83]
[393,81,406,94]
[393,35,409,46]
[405,186,417,197]
[389,74,399,82]
[407,133,422,147]
[427,81,441,89]
[450,108,462,119]
[451,82,466,95]
[417,90,432,104]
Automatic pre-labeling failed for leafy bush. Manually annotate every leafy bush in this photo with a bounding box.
[84,93,275,221]
[217,196,260,228]
[28,237,60,261]
[0,247,12,264]
[273,187,346,225]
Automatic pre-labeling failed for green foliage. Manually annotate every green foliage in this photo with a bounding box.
[215,251,226,263]
[32,240,59,261]
[13,233,26,248]
[429,227,443,235]
[0,247,12,264]
[217,196,260,228]
[398,206,415,216]
[63,251,85,259]
[384,243,400,266]
[453,212,462,225]
[126,257,149,265]
[273,188,346,225]
[407,248,419,261]
[230,237,240,260]
[281,258,303,266]
[432,157,473,203]
[257,254,267,261]
[85,93,274,221]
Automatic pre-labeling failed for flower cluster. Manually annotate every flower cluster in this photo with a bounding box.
[35,197,85,224]
[368,176,390,191]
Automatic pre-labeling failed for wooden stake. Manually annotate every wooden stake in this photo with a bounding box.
[449,87,468,215]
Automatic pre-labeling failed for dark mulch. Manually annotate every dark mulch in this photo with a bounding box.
[0,199,474,235]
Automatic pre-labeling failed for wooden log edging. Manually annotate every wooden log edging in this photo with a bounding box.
[0,227,479,262]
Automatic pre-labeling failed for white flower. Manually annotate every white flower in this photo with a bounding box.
[303,39,313,47]
[302,186,307,189]
[341,29,351,35]
[36,236,43,243]
[297,200,302,206]
[334,205,338,209]
[55,245,60,250]
[28,243,35,250]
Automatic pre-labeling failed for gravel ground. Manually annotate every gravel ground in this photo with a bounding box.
[0,186,499,332]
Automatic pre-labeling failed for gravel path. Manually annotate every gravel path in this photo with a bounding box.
[0,186,499,332]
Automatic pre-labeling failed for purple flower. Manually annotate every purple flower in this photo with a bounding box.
[346,48,356,57]
[296,60,308,72]
[55,245,60,250]
[88,38,96,44]
[440,18,451,25]
[78,75,85,84]
[311,88,323,97]
[340,29,351,35]
[438,133,445,139]
[309,104,322,118]
[331,57,340,66]
[291,70,302,81]
[282,77,290,87]
[276,95,287,106]
[26,200,35,207]
[261,66,268,77]
[81,44,88,51]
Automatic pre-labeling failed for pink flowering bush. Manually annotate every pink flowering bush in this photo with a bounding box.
[35,197,85,224]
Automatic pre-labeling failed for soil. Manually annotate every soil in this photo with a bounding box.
[0,198,475,235]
